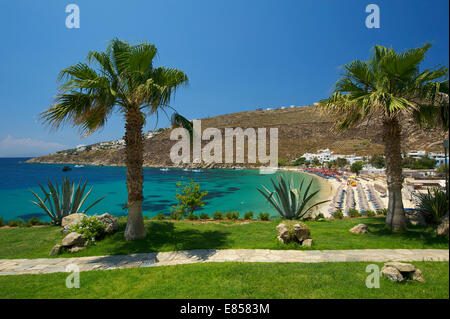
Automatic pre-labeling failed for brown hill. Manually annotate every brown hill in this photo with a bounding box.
[27,106,448,167]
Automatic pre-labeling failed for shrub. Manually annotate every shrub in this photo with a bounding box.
[213,211,223,220]
[172,179,208,218]
[199,213,210,220]
[186,214,199,221]
[67,216,105,243]
[151,213,166,220]
[225,211,239,220]
[30,178,104,225]
[377,208,387,216]
[415,187,449,226]
[333,210,344,219]
[315,213,325,221]
[0,217,4,227]
[243,212,254,220]
[348,209,361,218]
[7,219,24,227]
[169,205,184,220]
[278,158,290,167]
[257,175,328,220]
[26,216,42,226]
[365,210,376,217]
[259,212,270,221]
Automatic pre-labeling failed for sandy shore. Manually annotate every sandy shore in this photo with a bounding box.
[279,167,335,217]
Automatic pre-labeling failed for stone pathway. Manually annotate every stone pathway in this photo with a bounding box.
[0,249,448,275]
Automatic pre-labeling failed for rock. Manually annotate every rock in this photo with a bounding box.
[349,223,370,234]
[381,266,404,282]
[96,213,119,234]
[293,223,311,242]
[69,246,85,253]
[49,244,62,256]
[384,262,416,272]
[62,232,86,247]
[436,213,449,237]
[411,269,425,283]
[382,262,425,283]
[302,239,313,247]
[276,222,311,244]
[61,213,86,227]
[405,210,427,226]
[276,223,289,243]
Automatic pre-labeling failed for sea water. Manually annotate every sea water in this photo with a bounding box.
[0,158,320,222]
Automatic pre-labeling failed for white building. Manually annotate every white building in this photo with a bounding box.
[406,150,426,158]
[76,144,86,152]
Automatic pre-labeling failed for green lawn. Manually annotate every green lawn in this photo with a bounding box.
[0,217,447,259]
[0,261,448,299]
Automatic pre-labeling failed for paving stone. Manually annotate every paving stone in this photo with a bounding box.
[0,249,448,275]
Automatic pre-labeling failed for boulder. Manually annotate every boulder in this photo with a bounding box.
[302,239,313,247]
[49,244,62,256]
[382,262,425,283]
[293,223,311,242]
[61,213,86,227]
[96,213,119,234]
[276,222,311,244]
[349,224,370,234]
[436,214,449,237]
[381,265,404,282]
[62,232,86,247]
[405,210,427,226]
[276,223,289,243]
[69,246,86,253]
[384,262,416,272]
[411,269,426,283]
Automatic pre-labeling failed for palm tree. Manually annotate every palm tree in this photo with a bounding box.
[320,44,448,231]
[41,39,189,240]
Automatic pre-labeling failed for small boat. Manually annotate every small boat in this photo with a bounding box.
[183,168,191,171]
[160,168,169,172]
[192,169,202,173]
[74,164,85,168]
[62,166,72,172]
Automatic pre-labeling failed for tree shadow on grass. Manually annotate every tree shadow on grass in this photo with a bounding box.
[95,221,231,257]
[362,221,449,247]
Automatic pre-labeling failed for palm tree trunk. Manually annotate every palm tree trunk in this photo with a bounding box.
[383,117,407,231]
[124,107,147,240]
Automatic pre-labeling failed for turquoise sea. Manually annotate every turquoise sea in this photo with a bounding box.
[0,158,320,222]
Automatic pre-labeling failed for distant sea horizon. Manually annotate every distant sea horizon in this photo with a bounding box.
[0,157,320,222]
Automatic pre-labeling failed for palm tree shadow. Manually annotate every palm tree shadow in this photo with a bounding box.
[98,221,231,258]
[363,221,448,246]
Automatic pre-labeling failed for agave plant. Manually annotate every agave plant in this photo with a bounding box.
[30,177,105,225]
[415,187,449,226]
[257,175,329,220]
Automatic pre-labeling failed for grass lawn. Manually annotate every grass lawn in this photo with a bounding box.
[0,217,447,259]
[0,261,448,299]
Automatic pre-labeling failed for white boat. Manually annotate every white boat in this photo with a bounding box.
[183,168,191,171]
[160,168,169,172]
[74,165,85,168]
[192,169,202,173]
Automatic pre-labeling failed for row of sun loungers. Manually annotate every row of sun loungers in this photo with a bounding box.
[366,184,385,211]
[356,183,371,213]
[345,186,356,212]
[328,185,344,214]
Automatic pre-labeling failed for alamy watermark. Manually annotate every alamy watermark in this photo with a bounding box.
[365,264,380,288]
[65,4,80,29]
[65,263,80,288]
[365,4,380,29]
[170,120,278,173]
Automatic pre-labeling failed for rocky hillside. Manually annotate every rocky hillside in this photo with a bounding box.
[27,106,448,167]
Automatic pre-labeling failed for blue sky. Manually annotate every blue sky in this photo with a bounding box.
[0,0,448,157]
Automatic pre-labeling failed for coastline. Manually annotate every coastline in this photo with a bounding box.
[279,167,335,217]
